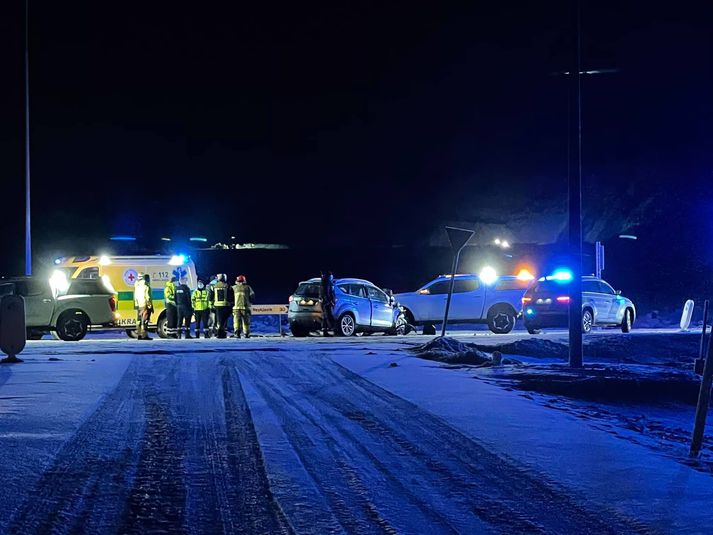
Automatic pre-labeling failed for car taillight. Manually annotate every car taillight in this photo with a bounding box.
[109,296,117,311]
[522,297,532,304]
[556,296,570,303]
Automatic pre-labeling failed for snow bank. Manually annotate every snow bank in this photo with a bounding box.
[412,337,518,366]
[486,363,701,404]
[471,332,700,369]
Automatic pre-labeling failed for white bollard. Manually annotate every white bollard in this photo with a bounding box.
[680,299,695,331]
[0,295,26,363]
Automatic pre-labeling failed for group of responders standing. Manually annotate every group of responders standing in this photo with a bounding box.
[133,272,255,340]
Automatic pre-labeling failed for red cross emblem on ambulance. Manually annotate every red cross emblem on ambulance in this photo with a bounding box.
[123,269,139,286]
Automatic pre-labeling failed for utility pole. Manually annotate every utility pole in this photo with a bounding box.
[24,0,32,276]
[568,0,583,368]
[690,317,713,457]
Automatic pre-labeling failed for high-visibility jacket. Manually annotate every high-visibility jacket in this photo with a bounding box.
[212,282,230,307]
[192,288,210,311]
[164,280,176,305]
[134,280,152,308]
[232,283,255,310]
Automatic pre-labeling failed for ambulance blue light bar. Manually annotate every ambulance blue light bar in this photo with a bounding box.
[110,236,136,241]
[189,237,208,242]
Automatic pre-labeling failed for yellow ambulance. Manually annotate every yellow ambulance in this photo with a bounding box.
[53,255,198,338]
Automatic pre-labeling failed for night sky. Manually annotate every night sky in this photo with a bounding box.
[1,1,712,276]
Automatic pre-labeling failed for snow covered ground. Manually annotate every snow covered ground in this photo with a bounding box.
[0,332,711,533]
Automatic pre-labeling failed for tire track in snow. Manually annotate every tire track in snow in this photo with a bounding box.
[233,356,481,534]
[118,386,188,534]
[5,361,145,534]
[325,361,654,534]
[220,366,293,535]
[235,354,654,534]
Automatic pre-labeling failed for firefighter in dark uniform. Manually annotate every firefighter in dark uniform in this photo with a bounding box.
[192,279,210,338]
[232,275,255,338]
[175,276,193,338]
[211,274,231,339]
[164,276,178,338]
[206,274,219,337]
[320,271,335,336]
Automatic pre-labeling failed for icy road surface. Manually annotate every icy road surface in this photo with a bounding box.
[1,335,711,534]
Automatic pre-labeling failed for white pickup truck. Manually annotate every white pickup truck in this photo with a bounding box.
[0,277,117,341]
[395,274,529,334]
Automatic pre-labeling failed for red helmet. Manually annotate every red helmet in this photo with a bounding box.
[237,275,246,283]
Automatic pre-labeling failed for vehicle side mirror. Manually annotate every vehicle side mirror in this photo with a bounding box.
[616,290,622,295]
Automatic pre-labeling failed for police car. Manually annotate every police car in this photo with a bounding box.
[395,274,529,334]
[522,274,636,334]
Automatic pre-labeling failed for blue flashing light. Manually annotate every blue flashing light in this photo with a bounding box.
[525,308,535,316]
[110,235,136,241]
[53,258,62,265]
[189,237,208,242]
[169,254,187,266]
[548,269,573,283]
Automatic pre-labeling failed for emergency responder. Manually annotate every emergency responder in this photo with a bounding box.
[206,274,219,337]
[192,279,210,338]
[211,274,231,338]
[320,271,335,336]
[175,276,193,338]
[164,276,178,339]
[232,275,255,338]
[134,273,153,340]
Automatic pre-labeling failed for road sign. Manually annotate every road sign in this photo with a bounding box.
[251,304,289,315]
[442,226,475,337]
[445,226,475,252]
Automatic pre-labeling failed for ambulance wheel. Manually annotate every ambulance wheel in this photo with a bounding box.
[126,329,138,339]
[157,316,169,339]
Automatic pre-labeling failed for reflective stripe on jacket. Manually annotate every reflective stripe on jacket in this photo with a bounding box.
[192,289,210,311]
[134,280,152,308]
[232,283,255,310]
[212,282,229,307]
[164,281,176,305]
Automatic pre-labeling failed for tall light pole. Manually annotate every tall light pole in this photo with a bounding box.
[24,0,32,276]
[568,0,583,368]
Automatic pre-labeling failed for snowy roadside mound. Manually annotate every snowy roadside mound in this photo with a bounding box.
[472,333,699,368]
[413,337,518,366]
[487,364,701,404]
[472,339,568,360]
